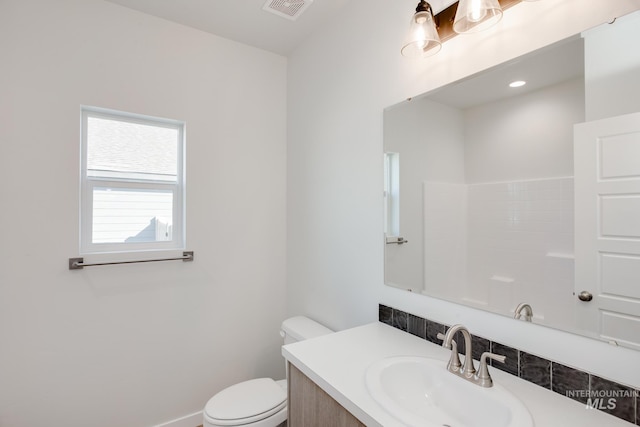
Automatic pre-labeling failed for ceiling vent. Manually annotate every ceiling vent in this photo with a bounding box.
[262,0,313,21]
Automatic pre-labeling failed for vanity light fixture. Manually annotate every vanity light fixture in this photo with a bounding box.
[453,0,503,34]
[401,0,533,58]
[509,80,527,87]
[401,0,442,58]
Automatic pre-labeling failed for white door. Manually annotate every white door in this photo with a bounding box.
[575,111,640,349]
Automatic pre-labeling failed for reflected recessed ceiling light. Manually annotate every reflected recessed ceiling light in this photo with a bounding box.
[509,80,527,88]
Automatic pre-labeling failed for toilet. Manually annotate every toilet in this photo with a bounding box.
[203,316,333,427]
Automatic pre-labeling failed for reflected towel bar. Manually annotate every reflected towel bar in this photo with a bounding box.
[386,237,408,245]
[69,251,194,270]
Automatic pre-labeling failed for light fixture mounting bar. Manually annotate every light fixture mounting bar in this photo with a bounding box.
[435,0,522,42]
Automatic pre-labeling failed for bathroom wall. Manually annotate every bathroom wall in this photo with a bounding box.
[464,78,583,184]
[584,11,640,121]
[287,0,640,390]
[0,1,286,426]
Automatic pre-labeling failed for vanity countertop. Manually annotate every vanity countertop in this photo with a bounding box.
[282,321,632,427]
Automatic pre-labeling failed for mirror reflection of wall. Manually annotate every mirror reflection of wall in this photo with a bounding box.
[461,64,583,327]
[385,55,583,322]
[384,97,466,291]
[383,10,640,348]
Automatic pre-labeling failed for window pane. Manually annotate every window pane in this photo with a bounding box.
[384,152,400,236]
[87,116,178,182]
[92,187,173,244]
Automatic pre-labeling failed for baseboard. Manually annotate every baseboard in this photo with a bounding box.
[154,411,202,427]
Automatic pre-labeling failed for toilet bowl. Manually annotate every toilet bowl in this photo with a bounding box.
[203,378,287,427]
[203,316,332,427]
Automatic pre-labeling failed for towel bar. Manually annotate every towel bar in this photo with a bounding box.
[68,251,194,270]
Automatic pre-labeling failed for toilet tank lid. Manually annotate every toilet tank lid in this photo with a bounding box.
[281,316,332,341]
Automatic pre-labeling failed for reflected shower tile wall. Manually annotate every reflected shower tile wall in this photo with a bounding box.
[423,182,467,300]
[466,177,574,318]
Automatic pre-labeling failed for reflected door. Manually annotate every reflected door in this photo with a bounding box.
[574,111,640,349]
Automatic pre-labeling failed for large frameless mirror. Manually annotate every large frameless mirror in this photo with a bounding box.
[383,10,640,350]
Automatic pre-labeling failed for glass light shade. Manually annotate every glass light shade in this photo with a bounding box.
[401,10,442,58]
[453,0,503,34]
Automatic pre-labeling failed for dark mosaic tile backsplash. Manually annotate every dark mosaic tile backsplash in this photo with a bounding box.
[379,304,640,425]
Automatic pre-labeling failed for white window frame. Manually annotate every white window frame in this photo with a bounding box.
[384,152,400,237]
[80,106,185,255]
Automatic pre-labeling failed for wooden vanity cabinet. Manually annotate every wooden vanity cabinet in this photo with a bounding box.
[287,363,366,427]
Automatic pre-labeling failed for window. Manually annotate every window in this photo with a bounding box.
[383,152,400,237]
[80,106,185,254]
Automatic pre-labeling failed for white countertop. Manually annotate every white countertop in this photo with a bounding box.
[282,322,632,427]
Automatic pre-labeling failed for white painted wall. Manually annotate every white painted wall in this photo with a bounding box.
[584,10,640,121]
[0,1,286,426]
[287,0,640,389]
[464,78,583,183]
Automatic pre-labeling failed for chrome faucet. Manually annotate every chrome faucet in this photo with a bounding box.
[438,324,506,388]
[514,302,533,322]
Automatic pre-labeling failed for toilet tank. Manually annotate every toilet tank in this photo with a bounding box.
[280,316,332,345]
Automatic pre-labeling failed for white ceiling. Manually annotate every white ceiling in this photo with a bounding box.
[423,36,585,109]
[103,0,458,56]
[103,1,585,109]
[103,0,350,56]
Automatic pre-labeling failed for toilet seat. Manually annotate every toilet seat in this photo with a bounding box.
[204,378,287,426]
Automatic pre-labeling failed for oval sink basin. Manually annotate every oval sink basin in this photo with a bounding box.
[365,356,533,427]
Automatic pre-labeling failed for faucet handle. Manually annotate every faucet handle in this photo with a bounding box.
[437,333,462,371]
[477,352,506,388]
